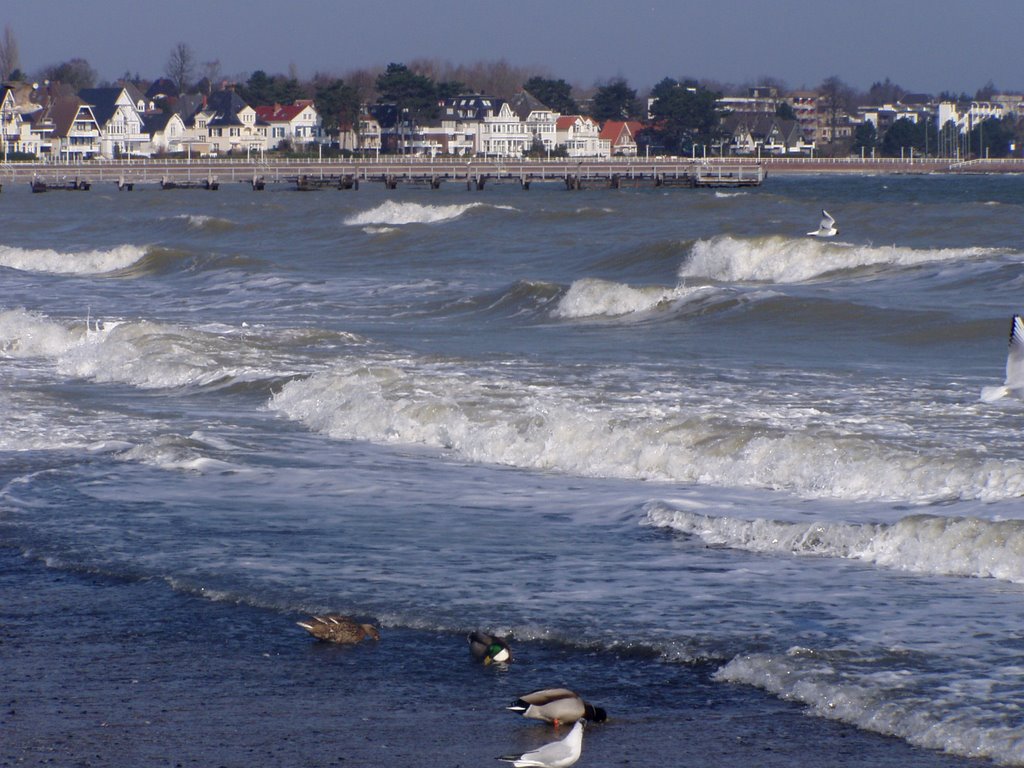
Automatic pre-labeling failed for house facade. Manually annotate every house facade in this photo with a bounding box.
[723,113,810,155]
[45,97,102,160]
[556,115,606,157]
[599,120,642,156]
[478,101,531,157]
[79,87,148,158]
[254,100,322,149]
[1,84,47,157]
[508,90,559,153]
[200,91,268,155]
[142,111,187,154]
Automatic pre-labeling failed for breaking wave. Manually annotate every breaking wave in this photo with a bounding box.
[679,235,1006,283]
[645,503,1024,583]
[0,308,302,390]
[715,651,1024,766]
[344,200,513,227]
[0,243,150,275]
[553,277,719,318]
[267,358,1024,504]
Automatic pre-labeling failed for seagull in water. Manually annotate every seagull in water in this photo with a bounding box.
[807,209,838,237]
[507,688,607,726]
[498,720,585,768]
[981,314,1024,402]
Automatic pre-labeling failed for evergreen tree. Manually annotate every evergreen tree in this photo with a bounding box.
[591,78,639,121]
[648,78,722,154]
[522,76,578,114]
[376,63,439,122]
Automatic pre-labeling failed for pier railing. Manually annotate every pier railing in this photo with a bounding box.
[3,156,1022,189]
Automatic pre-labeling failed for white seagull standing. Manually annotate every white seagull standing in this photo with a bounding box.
[807,209,838,237]
[981,314,1024,402]
[497,720,584,768]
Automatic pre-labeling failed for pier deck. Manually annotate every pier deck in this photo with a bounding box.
[1,159,766,192]
[3,156,1023,194]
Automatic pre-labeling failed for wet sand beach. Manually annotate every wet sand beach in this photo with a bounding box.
[2,547,981,768]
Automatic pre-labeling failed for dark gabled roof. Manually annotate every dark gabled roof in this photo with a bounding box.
[174,94,206,122]
[206,90,250,119]
[78,87,124,127]
[442,94,504,121]
[142,111,174,134]
[507,89,552,120]
[49,96,96,137]
[723,112,805,143]
[146,78,178,99]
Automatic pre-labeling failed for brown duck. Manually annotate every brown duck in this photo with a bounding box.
[297,614,381,644]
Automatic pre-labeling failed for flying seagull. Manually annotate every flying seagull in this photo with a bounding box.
[981,314,1024,402]
[507,688,607,726]
[807,209,838,237]
[497,720,584,768]
[296,614,381,644]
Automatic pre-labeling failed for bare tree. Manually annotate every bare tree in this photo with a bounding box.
[201,59,222,90]
[0,24,19,81]
[166,42,196,94]
[818,75,856,148]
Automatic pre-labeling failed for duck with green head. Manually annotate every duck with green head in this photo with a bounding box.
[468,630,511,664]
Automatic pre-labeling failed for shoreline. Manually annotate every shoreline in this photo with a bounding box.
[1,545,986,768]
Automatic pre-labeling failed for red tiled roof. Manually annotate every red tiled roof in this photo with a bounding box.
[253,104,309,122]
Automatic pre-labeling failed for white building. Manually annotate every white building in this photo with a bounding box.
[199,91,267,155]
[142,111,188,154]
[477,101,531,157]
[79,87,148,158]
[556,115,607,157]
[508,90,560,153]
[254,100,322,149]
[938,100,1005,133]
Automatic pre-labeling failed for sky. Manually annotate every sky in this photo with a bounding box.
[4,0,1023,96]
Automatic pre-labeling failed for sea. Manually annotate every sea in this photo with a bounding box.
[2,171,1023,766]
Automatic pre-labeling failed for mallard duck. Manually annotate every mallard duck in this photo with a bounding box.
[498,719,584,768]
[296,614,380,644]
[507,688,607,726]
[468,630,511,664]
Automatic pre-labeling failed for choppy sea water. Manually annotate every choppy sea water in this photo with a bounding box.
[2,172,1024,765]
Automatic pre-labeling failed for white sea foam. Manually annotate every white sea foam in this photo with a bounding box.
[168,213,234,230]
[715,651,1024,765]
[644,503,1024,583]
[0,309,294,390]
[553,277,717,318]
[344,200,507,226]
[679,235,1004,283]
[266,358,1024,504]
[0,243,149,275]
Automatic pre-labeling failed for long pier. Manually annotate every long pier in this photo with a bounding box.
[0,158,765,192]
[1,156,1022,193]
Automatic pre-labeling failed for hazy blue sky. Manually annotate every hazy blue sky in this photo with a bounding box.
[5,0,1022,94]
